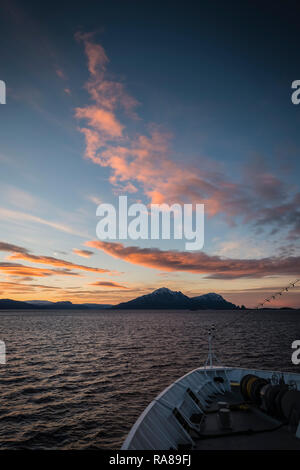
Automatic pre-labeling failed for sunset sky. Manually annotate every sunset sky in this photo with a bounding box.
[0,1,299,307]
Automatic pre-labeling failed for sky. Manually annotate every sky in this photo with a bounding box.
[0,0,299,307]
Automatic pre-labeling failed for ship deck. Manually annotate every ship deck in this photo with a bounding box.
[122,367,300,450]
[196,387,300,450]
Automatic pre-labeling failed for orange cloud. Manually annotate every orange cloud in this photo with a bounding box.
[86,240,300,280]
[0,262,79,277]
[90,281,129,289]
[8,252,110,274]
[72,248,94,258]
[0,281,61,292]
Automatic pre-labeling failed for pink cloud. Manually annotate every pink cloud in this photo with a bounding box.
[75,35,300,238]
[56,68,66,80]
[86,240,300,280]
[75,32,108,75]
[74,34,247,216]
[75,106,124,138]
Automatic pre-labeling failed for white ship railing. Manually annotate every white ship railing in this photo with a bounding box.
[121,366,300,450]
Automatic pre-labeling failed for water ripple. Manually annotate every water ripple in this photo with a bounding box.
[0,309,299,449]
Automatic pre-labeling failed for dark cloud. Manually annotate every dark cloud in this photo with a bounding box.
[72,248,94,258]
[87,240,300,280]
[90,281,129,289]
[0,241,30,254]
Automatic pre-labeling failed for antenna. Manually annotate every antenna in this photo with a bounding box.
[203,278,299,369]
[204,324,220,369]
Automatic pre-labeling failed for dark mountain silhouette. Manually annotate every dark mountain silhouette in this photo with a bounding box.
[0,288,240,310]
[190,292,237,310]
[113,287,239,310]
[0,299,40,309]
[113,287,191,309]
[0,299,112,310]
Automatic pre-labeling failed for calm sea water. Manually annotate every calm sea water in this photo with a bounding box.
[0,309,299,449]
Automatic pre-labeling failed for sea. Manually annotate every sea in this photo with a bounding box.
[0,309,299,449]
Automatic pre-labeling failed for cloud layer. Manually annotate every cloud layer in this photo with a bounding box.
[0,240,111,277]
[72,248,94,258]
[90,280,129,289]
[86,240,300,280]
[75,34,300,240]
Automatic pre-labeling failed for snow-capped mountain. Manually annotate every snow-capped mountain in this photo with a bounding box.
[114,287,191,309]
[114,287,238,310]
[190,292,237,309]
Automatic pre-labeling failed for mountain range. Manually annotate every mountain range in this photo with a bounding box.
[112,287,239,309]
[0,299,112,310]
[0,287,240,310]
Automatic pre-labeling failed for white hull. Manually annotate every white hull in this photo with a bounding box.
[121,366,300,450]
